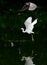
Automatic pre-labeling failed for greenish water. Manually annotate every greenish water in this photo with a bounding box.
[0,4,47,65]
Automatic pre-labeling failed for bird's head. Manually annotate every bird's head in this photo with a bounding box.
[21,28,24,31]
[21,56,25,61]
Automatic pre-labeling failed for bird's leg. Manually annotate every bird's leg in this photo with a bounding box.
[32,35,34,42]
[32,49,34,56]
[31,34,35,56]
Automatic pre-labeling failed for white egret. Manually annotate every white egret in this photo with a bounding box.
[21,56,35,65]
[26,2,37,11]
[18,2,37,15]
[19,2,37,12]
[21,17,37,34]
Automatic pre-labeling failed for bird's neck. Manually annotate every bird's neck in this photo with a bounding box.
[22,28,26,33]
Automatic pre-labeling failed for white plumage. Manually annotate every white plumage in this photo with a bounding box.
[21,17,37,34]
[28,2,37,11]
[18,2,37,15]
[21,56,35,65]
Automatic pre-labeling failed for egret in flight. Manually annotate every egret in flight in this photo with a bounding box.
[21,17,37,34]
[19,2,37,12]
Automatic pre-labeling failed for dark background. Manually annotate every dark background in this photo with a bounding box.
[0,0,47,7]
[0,0,47,65]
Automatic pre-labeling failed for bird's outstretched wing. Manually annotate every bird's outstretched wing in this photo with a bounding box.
[32,19,38,25]
[24,17,32,28]
[29,2,37,11]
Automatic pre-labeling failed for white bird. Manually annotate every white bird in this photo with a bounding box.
[18,2,37,15]
[21,17,37,34]
[26,2,37,11]
[21,56,35,65]
[19,2,37,12]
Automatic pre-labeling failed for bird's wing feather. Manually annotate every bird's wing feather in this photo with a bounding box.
[29,2,37,11]
[24,17,32,28]
[32,19,37,25]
